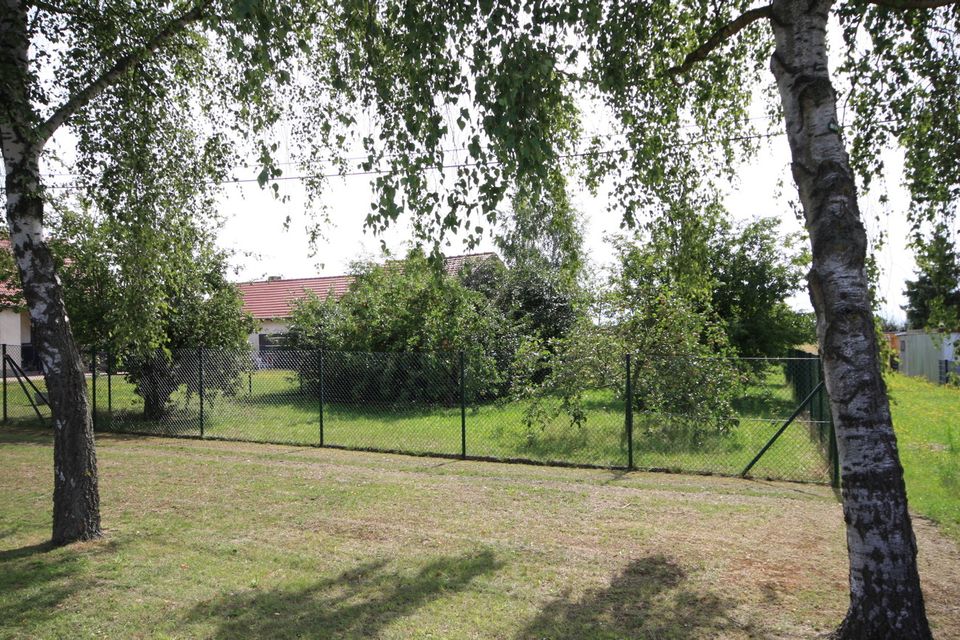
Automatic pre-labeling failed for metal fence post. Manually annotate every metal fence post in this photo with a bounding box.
[107,351,113,426]
[318,349,325,446]
[460,351,466,460]
[198,346,204,438]
[91,349,97,430]
[2,344,7,423]
[625,353,633,470]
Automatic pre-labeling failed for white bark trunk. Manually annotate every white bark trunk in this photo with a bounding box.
[1,0,101,545]
[770,0,931,636]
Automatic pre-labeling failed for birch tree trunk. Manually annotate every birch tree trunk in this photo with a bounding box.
[1,0,101,545]
[770,0,931,636]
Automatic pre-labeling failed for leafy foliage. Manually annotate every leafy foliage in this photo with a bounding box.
[904,224,960,331]
[608,239,743,427]
[709,217,814,357]
[49,205,252,418]
[288,251,512,403]
[459,255,580,348]
[509,228,746,447]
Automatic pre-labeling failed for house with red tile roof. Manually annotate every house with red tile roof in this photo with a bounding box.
[238,252,498,350]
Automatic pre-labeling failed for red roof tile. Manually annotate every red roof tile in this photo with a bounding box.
[237,275,355,319]
[238,252,497,320]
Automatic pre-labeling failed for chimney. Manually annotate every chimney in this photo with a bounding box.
[267,275,282,282]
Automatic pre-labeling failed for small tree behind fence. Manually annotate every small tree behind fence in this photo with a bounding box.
[0,344,837,485]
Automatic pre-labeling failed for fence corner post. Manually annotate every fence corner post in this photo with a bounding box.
[318,349,325,446]
[2,344,7,423]
[198,346,204,438]
[459,350,466,460]
[91,348,97,430]
[625,353,633,470]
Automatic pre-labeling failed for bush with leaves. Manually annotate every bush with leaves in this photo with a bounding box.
[289,251,515,404]
[459,253,581,349]
[509,225,745,450]
[506,322,624,442]
[50,206,253,419]
[708,217,814,358]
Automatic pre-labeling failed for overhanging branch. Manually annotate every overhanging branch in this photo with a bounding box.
[34,0,212,144]
[667,5,772,77]
[867,0,959,8]
[29,1,84,17]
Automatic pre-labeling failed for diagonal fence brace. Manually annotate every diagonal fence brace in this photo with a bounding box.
[4,354,49,421]
[741,380,825,478]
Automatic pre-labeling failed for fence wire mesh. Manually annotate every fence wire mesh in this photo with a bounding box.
[1,345,837,484]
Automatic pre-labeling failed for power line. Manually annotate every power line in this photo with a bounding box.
[21,129,787,193]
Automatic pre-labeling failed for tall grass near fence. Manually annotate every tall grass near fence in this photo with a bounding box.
[0,346,835,483]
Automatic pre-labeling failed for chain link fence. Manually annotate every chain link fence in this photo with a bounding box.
[0,344,838,484]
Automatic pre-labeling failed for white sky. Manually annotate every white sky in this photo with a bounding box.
[216,128,918,322]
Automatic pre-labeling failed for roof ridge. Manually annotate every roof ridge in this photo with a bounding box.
[237,251,497,286]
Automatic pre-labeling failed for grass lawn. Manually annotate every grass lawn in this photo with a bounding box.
[1,429,959,639]
[888,372,960,544]
[2,365,832,483]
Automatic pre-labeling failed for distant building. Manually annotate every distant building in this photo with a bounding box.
[237,253,497,351]
[0,239,34,369]
[897,330,959,384]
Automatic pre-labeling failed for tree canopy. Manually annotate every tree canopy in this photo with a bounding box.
[709,217,814,357]
[49,203,252,358]
[903,224,960,330]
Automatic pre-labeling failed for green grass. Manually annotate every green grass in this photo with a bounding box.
[888,372,960,543]
[2,430,959,639]
[1,365,831,483]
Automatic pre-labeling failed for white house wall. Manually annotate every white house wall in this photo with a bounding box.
[0,310,23,366]
[249,319,293,350]
[19,311,30,344]
[0,310,21,346]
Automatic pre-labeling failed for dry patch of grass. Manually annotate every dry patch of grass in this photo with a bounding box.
[1,429,958,639]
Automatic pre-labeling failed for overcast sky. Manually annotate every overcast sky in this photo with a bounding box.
[216,121,921,322]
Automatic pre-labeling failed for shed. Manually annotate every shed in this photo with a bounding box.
[897,330,959,384]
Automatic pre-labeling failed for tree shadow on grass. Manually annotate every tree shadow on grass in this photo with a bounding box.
[186,549,502,639]
[518,555,756,640]
[0,538,120,634]
[0,425,53,443]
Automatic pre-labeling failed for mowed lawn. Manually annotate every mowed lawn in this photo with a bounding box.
[1,430,959,640]
[889,373,960,544]
[2,366,832,483]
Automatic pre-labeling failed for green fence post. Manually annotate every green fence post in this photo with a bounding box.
[625,353,634,470]
[198,346,204,438]
[2,344,7,423]
[460,351,466,460]
[91,349,97,430]
[107,351,113,426]
[318,350,325,446]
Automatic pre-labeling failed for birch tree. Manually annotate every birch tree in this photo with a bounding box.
[574,1,956,635]
[0,0,319,545]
